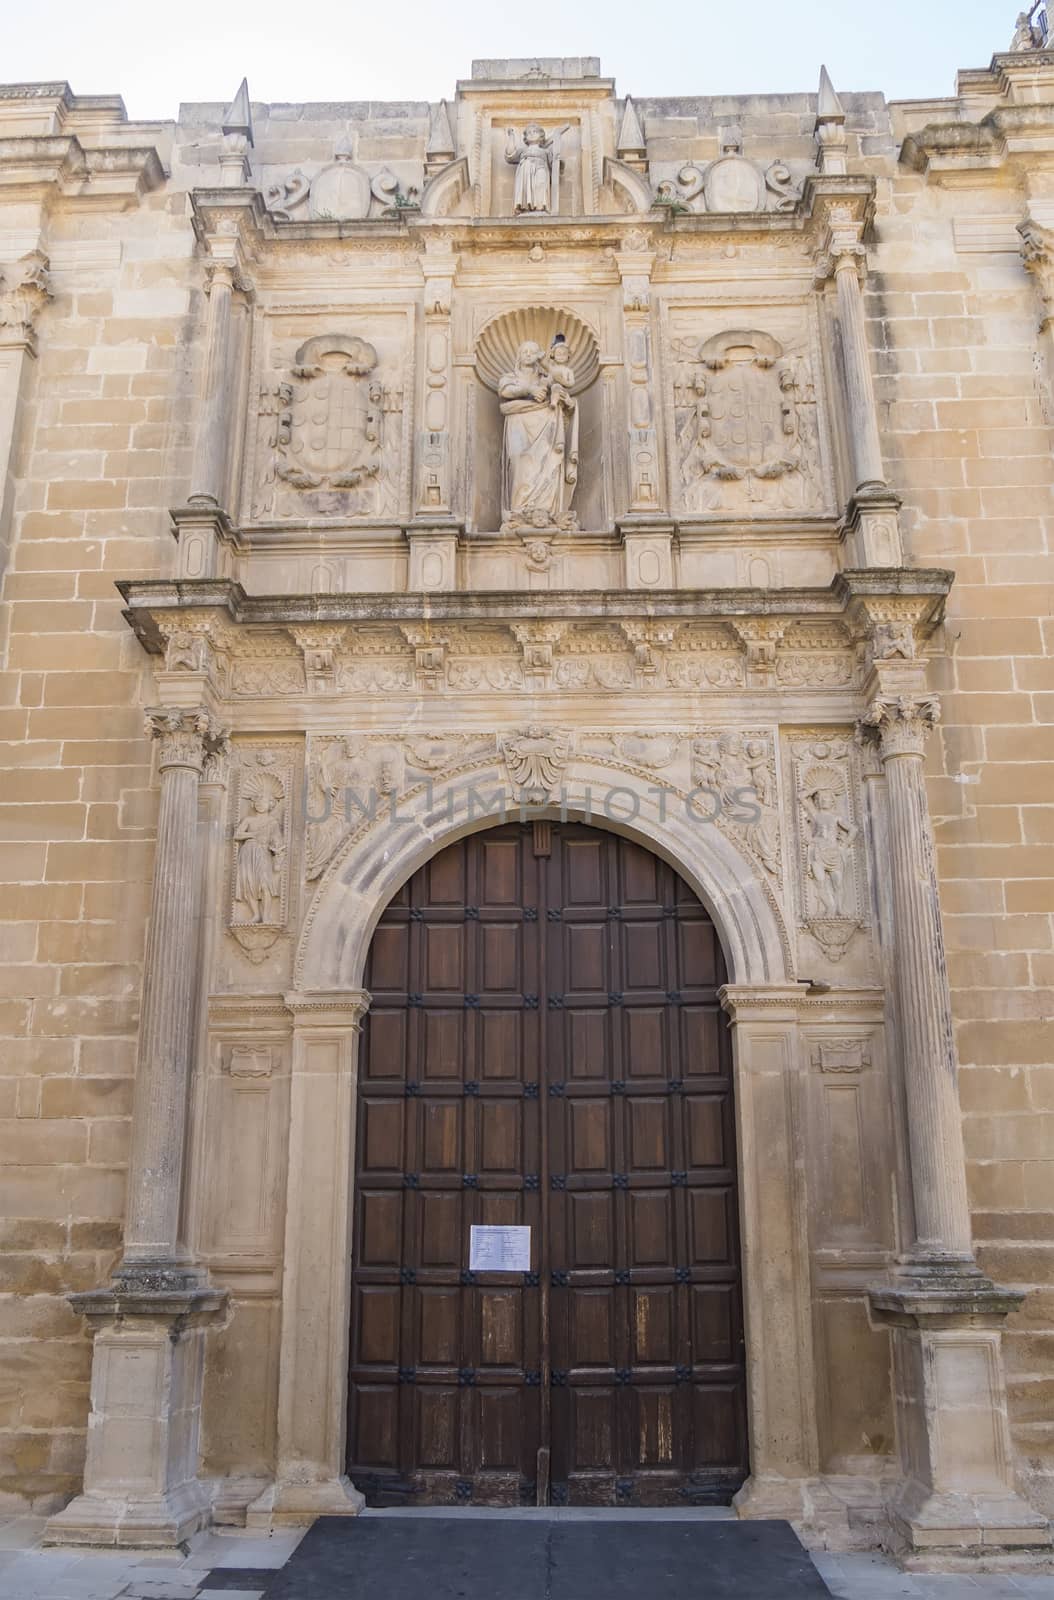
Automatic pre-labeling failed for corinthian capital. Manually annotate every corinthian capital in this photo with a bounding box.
[145,706,229,773]
[860,693,940,759]
[1019,219,1054,329]
[0,251,52,355]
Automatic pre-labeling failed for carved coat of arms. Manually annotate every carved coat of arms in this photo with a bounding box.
[276,334,382,495]
[674,328,818,515]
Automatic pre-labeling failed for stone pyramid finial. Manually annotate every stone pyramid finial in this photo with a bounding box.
[815,65,848,175]
[222,77,253,145]
[427,99,456,163]
[816,65,846,125]
[617,96,647,166]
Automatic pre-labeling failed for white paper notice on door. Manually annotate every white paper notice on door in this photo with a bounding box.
[469,1225,532,1273]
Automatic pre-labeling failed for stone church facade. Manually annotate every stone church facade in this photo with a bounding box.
[0,34,1053,1564]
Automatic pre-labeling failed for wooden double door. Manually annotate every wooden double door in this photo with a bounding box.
[348,823,748,1506]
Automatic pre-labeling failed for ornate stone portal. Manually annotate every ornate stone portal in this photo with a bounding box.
[7,48,1045,1563]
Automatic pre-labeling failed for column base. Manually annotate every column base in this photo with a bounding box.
[246,1475,365,1528]
[42,1277,226,1550]
[42,1479,211,1550]
[734,1475,850,1545]
[887,1479,1052,1557]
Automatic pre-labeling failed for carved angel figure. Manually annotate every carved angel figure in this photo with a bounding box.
[505,123,565,214]
[801,781,857,918]
[233,776,285,924]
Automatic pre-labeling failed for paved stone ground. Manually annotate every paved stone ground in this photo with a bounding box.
[0,1513,1052,1598]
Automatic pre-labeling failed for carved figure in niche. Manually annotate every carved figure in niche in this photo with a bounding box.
[505,123,568,214]
[499,337,579,532]
[233,772,285,923]
[801,773,857,918]
[676,329,814,514]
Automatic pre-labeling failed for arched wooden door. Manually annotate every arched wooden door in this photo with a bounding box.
[347,822,747,1506]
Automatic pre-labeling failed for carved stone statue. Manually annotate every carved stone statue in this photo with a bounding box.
[1011,9,1042,50]
[233,774,285,924]
[498,337,579,532]
[505,123,567,214]
[801,777,857,918]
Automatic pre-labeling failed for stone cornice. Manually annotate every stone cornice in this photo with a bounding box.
[901,102,1054,182]
[119,569,954,656]
[0,131,165,209]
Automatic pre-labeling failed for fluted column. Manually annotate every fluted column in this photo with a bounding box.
[834,250,885,494]
[190,263,236,508]
[861,693,973,1268]
[120,707,226,1281]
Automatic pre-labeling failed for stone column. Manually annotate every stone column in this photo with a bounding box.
[248,992,371,1526]
[176,219,253,580]
[121,709,226,1277]
[862,694,972,1269]
[44,707,229,1549]
[1019,217,1054,421]
[0,249,51,583]
[816,206,903,566]
[861,693,1051,1554]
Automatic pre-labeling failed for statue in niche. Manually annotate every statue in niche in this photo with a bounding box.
[498,336,579,532]
[505,123,569,214]
[801,775,857,918]
[233,772,285,924]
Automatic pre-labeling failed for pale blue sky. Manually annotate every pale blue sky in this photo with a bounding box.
[2,0,1020,119]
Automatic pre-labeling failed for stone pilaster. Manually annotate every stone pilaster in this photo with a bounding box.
[1019,217,1054,422]
[44,708,229,1548]
[614,230,675,587]
[247,992,372,1525]
[860,693,1051,1554]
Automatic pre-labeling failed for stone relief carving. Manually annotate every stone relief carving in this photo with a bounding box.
[265,135,420,222]
[500,727,572,801]
[673,329,820,514]
[228,749,295,961]
[790,733,864,963]
[505,123,569,214]
[691,729,783,882]
[305,736,402,881]
[811,1038,871,1075]
[654,126,804,215]
[1010,7,1049,49]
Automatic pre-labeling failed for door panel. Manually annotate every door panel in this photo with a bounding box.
[348,823,747,1506]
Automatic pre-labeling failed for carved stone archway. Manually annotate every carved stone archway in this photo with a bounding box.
[256,757,829,1525]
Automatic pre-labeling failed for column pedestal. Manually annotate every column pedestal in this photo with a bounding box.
[42,1286,226,1548]
[870,1284,1051,1556]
